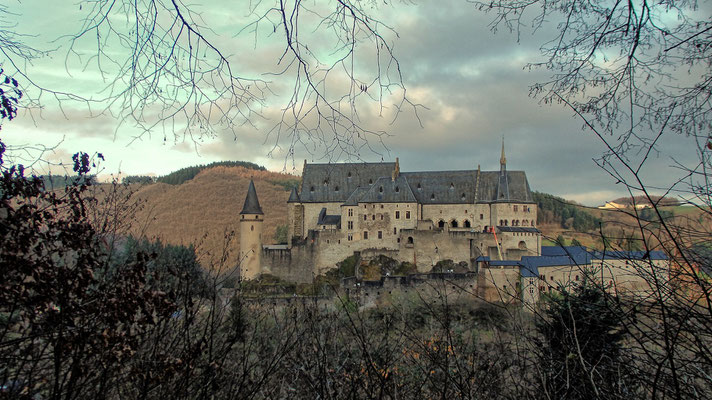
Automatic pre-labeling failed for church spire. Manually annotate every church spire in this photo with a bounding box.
[500,137,507,168]
[240,179,264,215]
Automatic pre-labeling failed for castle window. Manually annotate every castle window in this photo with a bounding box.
[241,215,244,220]
[451,220,458,228]
[347,221,353,230]
[348,208,353,217]
[380,215,384,220]
[348,233,353,241]
[514,205,518,212]
[379,186,383,193]
[480,214,483,220]
[417,183,422,191]
[450,183,454,189]
[405,211,410,219]
[335,186,339,192]
[393,227,397,234]
[531,221,535,227]
[395,211,400,219]
[250,225,254,231]
[372,215,376,221]
[363,231,368,239]
[255,215,259,220]
[575,275,580,281]
[438,220,445,228]
[364,215,367,221]
[324,179,328,186]
[378,231,382,239]
[407,236,414,244]
[347,171,352,178]
[380,204,384,209]
[464,220,471,228]
[431,193,435,200]
[519,241,527,249]
[395,186,400,193]
[461,193,466,200]
[369,179,373,184]
[499,220,503,226]
[310,186,315,192]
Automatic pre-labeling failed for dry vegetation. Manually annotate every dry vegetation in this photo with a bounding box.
[110,166,294,270]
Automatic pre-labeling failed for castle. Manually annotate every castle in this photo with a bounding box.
[238,144,668,305]
[239,143,541,280]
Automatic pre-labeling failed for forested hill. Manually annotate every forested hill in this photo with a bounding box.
[532,191,601,232]
[121,164,297,271]
[122,161,267,185]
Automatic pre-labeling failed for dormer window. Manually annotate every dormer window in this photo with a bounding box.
[379,186,383,193]
[323,179,328,186]
[430,193,435,200]
[347,171,352,178]
[335,186,339,192]
[461,193,466,200]
[417,183,422,191]
[369,179,373,185]
[395,186,400,193]
[310,186,315,192]
[450,183,454,189]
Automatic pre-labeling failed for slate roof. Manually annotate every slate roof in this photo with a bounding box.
[317,208,341,227]
[358,176,417,203]
[591,250,667,261]
[287,186,300,203]
[401,170,477,204]
[477,171,533,202]
[298,162,533,205]
[343,187,370,206]
[240,180,263,215]
[299,162,395,203]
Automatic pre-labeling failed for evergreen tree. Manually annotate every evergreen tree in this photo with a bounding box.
[536,283,638,399]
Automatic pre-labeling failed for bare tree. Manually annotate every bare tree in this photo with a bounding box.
[1,1,419,162]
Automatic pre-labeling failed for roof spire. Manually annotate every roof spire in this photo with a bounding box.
[500,137,507,167]
[240,179,264,215]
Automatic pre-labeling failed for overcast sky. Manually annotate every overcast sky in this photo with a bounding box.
[1,1,699,206]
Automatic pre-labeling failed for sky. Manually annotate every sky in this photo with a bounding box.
[1,1,701,206]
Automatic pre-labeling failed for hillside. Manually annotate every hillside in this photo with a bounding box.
[118,166,297,272]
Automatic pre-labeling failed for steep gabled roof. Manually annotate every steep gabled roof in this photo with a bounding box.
[358,176,417,203]
[240,179,263,215]
[401,170,477,204]
[299,162,395,203]
[476,171,533,203]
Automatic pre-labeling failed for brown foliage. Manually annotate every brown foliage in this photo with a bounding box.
[125,166,293,270]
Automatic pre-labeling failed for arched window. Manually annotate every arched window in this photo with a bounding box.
[310,186,315,192]
[250,225,254,232]
[519,241,527,249]
[438,220,445,228]
[451,220,458,228]
[379,186,383,193]
[504,220,509,226]
[431,193,435,200]
[464,220,471,228]
[407,236,414,244]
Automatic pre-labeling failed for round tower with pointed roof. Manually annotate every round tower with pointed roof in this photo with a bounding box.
[239,179,263,280]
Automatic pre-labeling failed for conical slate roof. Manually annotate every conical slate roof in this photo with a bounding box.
[240,179,264,215]
[287,186,300,203]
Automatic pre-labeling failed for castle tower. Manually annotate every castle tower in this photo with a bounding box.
[496,137,510,200]
[239,179,263,280]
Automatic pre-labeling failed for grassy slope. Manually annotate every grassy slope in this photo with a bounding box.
[125,166,294,271]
